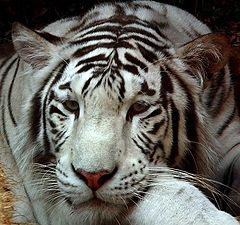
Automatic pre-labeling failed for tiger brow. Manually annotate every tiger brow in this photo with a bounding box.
[59,82,72,91]
[139,81,156,96]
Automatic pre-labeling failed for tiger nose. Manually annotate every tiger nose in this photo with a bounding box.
[71,164,118,191]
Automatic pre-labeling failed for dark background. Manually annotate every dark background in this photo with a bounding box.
[0,0,240,45]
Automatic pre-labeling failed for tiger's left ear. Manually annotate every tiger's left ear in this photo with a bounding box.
[12,22,58,70]
[177,33,232,81]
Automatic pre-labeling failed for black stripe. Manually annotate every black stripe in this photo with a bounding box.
[7,58,20,126]
[0,56,13,71]
[48,119,56,128]
[115,70,125,101]
[160,66,174,96]
[125,52,148,72]
[205,69,225,109]
[127,2,152,10]
[121,34,171,58]
[132,138,148,154]
[93,73,106,90]
[211,86,227,117]
[70,15,151,35]
[55,130,67,141]
[168,100,179,165]
[42,62,67,152]
[140,81,156,96]
[137,134,151,150]
[143,108,162,120]
[48,90,56,104]
[51,129,59,134]
[164,65,199,172]
[217,106,236,136]
[73,45,99,58]
[163,108,170,138]
[211,73,232,118]
[123,64,139,75]
[1,101,11,148]
[137,43,158,64]
[148,120,165,135]
[49,105,67,117]
[140,131,154,145]
[30,92,42,141]
[73,41,135,59]
[107,79,113,89]
[73,42,116,57]
[226,142,240,155]
[120,34,163,51]
[77,64,95,74]
[114,41,135,49]
[123,26,160,42]
[183,99,199,173]
[0,57,18,98]
[181,26,195,39]
[149,21,169,40]
[76,54,106,66]
[113,51,122,67]
[30,63,66,142]
[70,34,116,46]
[59,82,72,91]
[119,77,125,100]
[68,18,111,35]
[82,76,93,97]
[75,25,122,39]
[55,139,67,152]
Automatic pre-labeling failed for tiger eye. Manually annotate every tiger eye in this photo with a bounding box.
[63,100,79,113]
[132,101,150,113]
[126,101,150,121]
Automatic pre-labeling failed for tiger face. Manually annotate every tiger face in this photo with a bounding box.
[36,41,182,213]
[12,24,193,219]
[10,7,231,223]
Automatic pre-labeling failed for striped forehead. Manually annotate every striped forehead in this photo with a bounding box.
[64,57,145,103]
[54,54,160,105]
[53,16,173,102]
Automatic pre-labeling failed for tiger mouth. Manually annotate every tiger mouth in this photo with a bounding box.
[66,196,120,209]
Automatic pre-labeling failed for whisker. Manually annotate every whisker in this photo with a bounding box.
[48,196,67,216]
[114,215,122,225]
[146,167,240,210]
[129,194,140,209]
[120,196,129,211]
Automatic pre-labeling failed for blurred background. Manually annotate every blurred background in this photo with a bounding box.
[0,0,239,45]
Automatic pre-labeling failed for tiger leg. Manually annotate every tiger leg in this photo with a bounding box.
[127,178,239,225]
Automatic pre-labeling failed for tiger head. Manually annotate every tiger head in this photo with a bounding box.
[11,19,231,222]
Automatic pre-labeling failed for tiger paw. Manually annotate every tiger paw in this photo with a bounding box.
[127,179,240,225]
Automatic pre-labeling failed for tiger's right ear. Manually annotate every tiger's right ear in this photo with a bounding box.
[177,33,232,84]
[12,22,57,70]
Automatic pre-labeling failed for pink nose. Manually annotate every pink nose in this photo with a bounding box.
[71,164,117,191]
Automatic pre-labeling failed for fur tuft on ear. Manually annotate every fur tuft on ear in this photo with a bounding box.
[177,33,232,83]
[12,22,56,70]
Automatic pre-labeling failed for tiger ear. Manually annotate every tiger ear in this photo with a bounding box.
[177,33,232,82]
[12,22,57,70]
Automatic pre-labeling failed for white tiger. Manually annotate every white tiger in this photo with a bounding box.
[0,1,239,225]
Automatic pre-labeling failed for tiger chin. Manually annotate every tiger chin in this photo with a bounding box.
[0,1,240,225]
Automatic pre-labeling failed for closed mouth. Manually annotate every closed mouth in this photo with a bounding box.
[66,196,113,209]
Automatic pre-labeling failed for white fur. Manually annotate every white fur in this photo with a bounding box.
[128,178,239,225]
[0,1,239,225]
